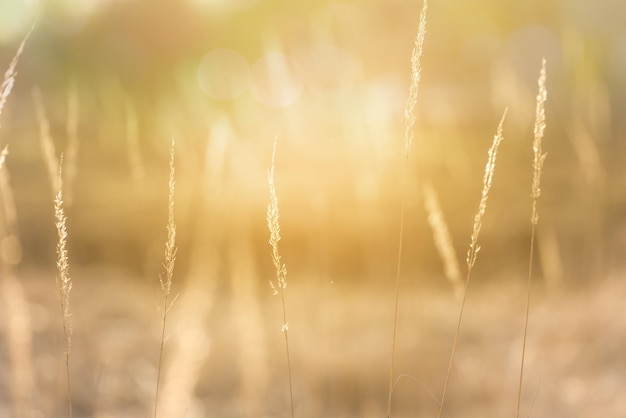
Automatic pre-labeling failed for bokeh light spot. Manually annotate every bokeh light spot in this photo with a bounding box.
[198,48,250,101]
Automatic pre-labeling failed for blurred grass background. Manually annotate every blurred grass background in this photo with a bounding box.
[1,0,626,417]
[0,0,624,282]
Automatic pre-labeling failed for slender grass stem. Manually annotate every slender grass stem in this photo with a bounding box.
[386,2,427,415]
[54,156,73,418]
[267,139,295,418]
[0,25,34,127]
[517,58,547,418]
[154,138,177,418]
[437,110,507,418]
[386,153,409,418]
[518,228,536,417]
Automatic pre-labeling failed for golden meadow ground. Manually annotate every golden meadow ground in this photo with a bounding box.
[5,267,626,417]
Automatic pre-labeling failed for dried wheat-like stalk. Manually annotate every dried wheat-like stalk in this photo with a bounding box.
[387,2,428,416]
[0,26,34,127]
[403,0,428,157]
[423,181,463,298]
[64,82,80,206]
[465,111,507,272]
[33,87,60,194]
[54,156,73,418]
[157,130,229,417]
[517,58,548,418]
[267,138,295,418]
[154,138,177,418]
[438,109,507,418]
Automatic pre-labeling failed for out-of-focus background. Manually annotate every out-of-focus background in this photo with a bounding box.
[0,0,626,417]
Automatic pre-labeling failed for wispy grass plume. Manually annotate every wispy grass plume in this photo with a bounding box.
[387,1,428,416]
[267,138,295,418]
[154,137,178,418]
[0,26,34,127]
[403,0,428,158]
[423,181,463,298]
[156,130,227,417]
[517,58,548,418]
[438,109,507,418]
[54,156,73,418]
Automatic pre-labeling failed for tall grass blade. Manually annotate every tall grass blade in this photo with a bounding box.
[437,109,507,418]
[267,138,295,418]
[387,1,428,416]
[54,156,73,418]
[517,58,548,418]
[154,138,178,418]
[0,26,34,127]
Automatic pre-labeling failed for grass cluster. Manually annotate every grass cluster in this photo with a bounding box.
[0,3,573,418]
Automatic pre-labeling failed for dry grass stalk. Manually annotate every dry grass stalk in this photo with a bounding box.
[517,58,548,418]
[403,0,428,157]
[388,1,428,416]
[267,138,295,418]
[437,109,507,418]
[157,291,211,418]
[54,156,73,418]
[33,87,60,194]
[157,129,229,417]
[0,26,34,127]
[423,181,463,298]
[154,137,178,418]
[64,82,80,206]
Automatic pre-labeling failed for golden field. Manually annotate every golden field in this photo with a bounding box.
[0,0,625,417]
